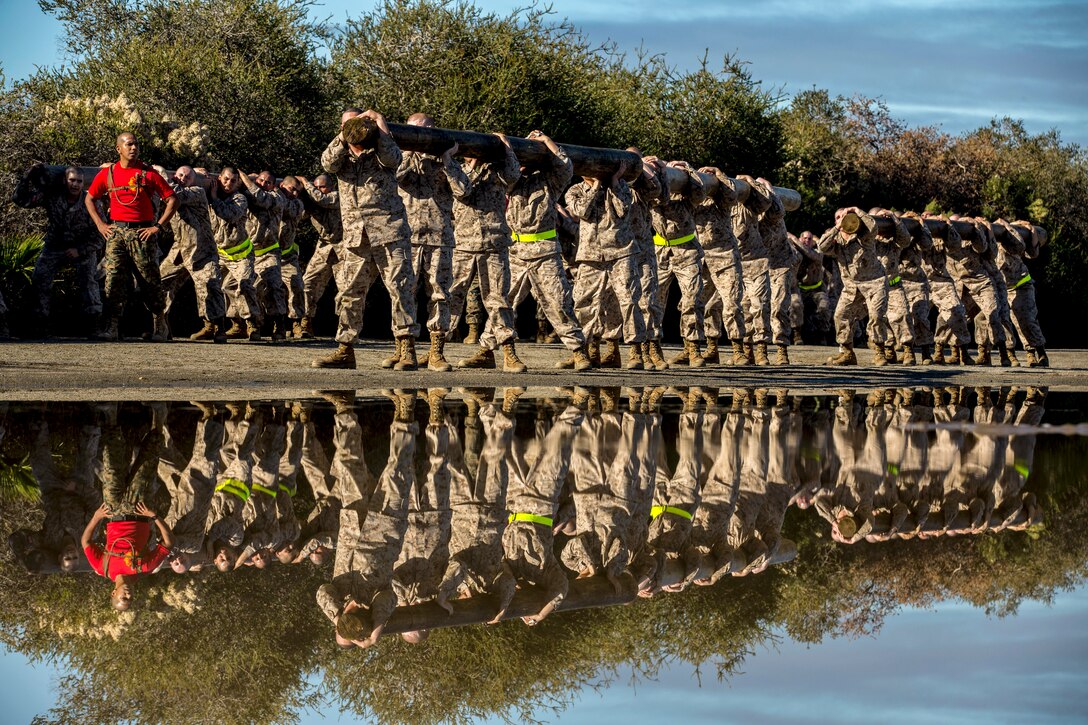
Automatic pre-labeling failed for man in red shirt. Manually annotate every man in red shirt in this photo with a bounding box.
[85,132,178,341]
[81,500,175,611]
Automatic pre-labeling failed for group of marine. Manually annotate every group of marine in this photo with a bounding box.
[8,108,1049,370]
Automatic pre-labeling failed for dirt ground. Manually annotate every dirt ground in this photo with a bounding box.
[0,338,1085,401]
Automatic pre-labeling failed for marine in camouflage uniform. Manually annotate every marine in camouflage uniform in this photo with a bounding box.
[235,409,287,568]
[312,110,420,371]
[996,219,1048,366]
[204,404,259,570]
[975,218,1018,366]
[731,175,774,364]
[868,210,916,364]
[942,216,1005,364]
[620,151,666,369]
[296,399,340,563]
[298,175,342,338]
[690,394,744,584]
[915,213,972,364]
[897,213,935,364]
[240,170,289,340]
[12,165,102,332]
[277,178,307,335]
[210,168,263,340]
[693,167,746,365]
[158,404,223,567]
[759,180,800,365]
[793,232,833,345]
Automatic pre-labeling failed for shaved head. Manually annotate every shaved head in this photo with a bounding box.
[407,113,435,128]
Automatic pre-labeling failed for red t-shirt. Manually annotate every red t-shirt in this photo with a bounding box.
[87,161,174,223]
[84,520,170,580]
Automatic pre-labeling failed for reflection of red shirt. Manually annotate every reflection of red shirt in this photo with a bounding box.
[87,161,174,223]
[84,520,169,580]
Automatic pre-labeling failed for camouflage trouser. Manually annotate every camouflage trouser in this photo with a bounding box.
[790,289,803,330]
[1008,282,1045,349]
[335,239,419,344]
[102,424,164,515]
[162,417,223,553]
[988,271,1018,347]
[900,279,932,347]
[302,243,338,318]
[411,244,453,334]
[509,250,585,351]
[768,265,794,346]
[699,247,745,342]
[103,226,164,316]
[280,251,305,320]
[464,282,486,330]
[929,278,970,347]
[655,243,705,342]
[253,252,288,318]
[33,248,102,318]
[635,246,663,341]
[801,287,833,343]
[835,277,889,346]
[449,248,516,349]
[871,280,914,348]
[956,273,1005,346]
[573,255,645,343]
[740,257,772,344]
[219,254,262,321]
[160,246,225,321]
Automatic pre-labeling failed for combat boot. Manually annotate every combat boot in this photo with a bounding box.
[1005,346,1020,367]
[624,344,643,370]
[291,319,303,339]
[900,345,916,366]
[975,344,992,367]
[318,390,355,414]
[394,336,418,371]
[869,341,887,367]
[96,317,121,342]
[599,387,619,413]
[702,337,720,364]
[640,342,654,369]
[599,340,621,368]
[826,345,857,366]
[883,344,898,364]
[190,318,218,342]
[932,345,946,365]
[247,319,262,342]
[773,344,790,366]
[731,341,749,366]
[225,318,247,339]
[955,345,975,366]
[382,338,404,369]
[382,389,416,423]
[792,328,803,345]
[458,346,496,369]
[743,342,756,365]
[647,340,670,371]
[299,317,315,339]
[271,316,287,342]
[919,347,933,366]
[999,345,1014,367]
[535,318,553,344]
[502,386,525,414]
[754,342,770,366]
[502,342,527,373]
[427,388,449,426]
[150,313,169,342]
[311,343,356,369]
[1032,347,1050,368]
[427,331,452,372]
[555,344,592,371]
[588,338,601,366]
[686,340,707,368]
[464,321,480,346]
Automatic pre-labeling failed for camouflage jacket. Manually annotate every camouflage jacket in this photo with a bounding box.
[12,176,97,253]
[899,215,933,284]
[165,182,216,264]
[321,132,411,249]
[996,221,1032,286]
[873,213,912,280]
[731,181,772,261]
[760,188,796,269]
[629,168,663,256]
[278,194,305,257]
[693,171,739,254]
[817,212,885,282]
[940,221,990,281]
[299,180,342,246]
[244,185,284,251]
[209,191,250,251]
[565,178,636,262]
[396,151,472,248]
[507,148,574,260]
[452,147,520,253]
[650,166,706,242]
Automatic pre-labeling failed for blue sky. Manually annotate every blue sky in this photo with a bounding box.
[1,0,1085,146]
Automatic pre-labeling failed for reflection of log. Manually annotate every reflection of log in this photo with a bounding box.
[652,540,798,588]
[380,573,636,635]
[660,167,802,211]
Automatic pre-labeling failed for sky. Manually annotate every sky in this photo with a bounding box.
[1,0,1084,146]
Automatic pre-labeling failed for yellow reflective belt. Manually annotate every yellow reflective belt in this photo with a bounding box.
[508,512,553,527]
[218,238,253,261]
[511,228,557,243]
[650,505,693,521]
[279,483,296,497]
[280,242,299,256]
[215,478,250,502]
[653,233,696,247]
[1014,460,1030,479]
[252,483,278,497]
[254,241,280,256]
[1012,274,1032,289]
[799,280,823,291]
[888,275,902,286]
[887,463,900,476]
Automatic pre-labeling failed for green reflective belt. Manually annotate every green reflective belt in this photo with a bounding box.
[801,447,822,461]
[254,241,280,257]
[1012,273,1032,289]
[799,280,823,291]
[280,242,299,256]
[215,478,250,502]
[1014,461,1030,479]
[218,238,253,261]
[252,483,278,498]
[888,275,902,286]
[887,463,900,476]
[508,512,553,527]
[650,505,693,521]
[653,233,696,247]
[279,483,297,497]
[512,228,557,243]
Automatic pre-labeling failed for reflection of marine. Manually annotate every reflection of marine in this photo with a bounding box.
[237,411,287,566]
[205,406,259,559]
[691,397,743,583]
[159,405,223,557]
[297,407,340,562]
[813,391,883,542]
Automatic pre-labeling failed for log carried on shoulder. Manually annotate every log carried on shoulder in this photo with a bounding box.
[868,213,1046,249]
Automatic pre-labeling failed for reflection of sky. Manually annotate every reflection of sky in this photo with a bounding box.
[5,587,1087,723]
[0,1,1084,145]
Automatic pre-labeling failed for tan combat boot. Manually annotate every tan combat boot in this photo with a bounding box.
[458,346,496,369]
[299,317,315,339]
[225,318,247,339]
[731,341,748,366]
[96,317,121,342]
[687,340,707,368]
[150,313,169,342]
[383,388,416,423]
[647,340,670,371]
[555,344,592,371]
[883,343,898,364]
[382,338,403,369]
[427,331,452,371]
[588,338,601,366]
[427,388,449,426]
[1032,347,1050,368]
[931,345,946,365]
[599,340,621,368]
[743,342,756,365]
[975,344,992,366]
[1006,346,1020,367]
[792,328,803,345]
[703,337,720,364]
[311,343,356,369]
[502,342,527,373]
[826,345,858,366]
[464,321,480,346]
[624,344,644,370]
[955,345,975,366]
[291,319,303,339]
[318,390,355,415]
[640,342,654,369]
[999,345,1014,367]
[869,341,887,367]
[190,319,217,341]
[919,347,933,365]
[394,336,418,371]
[271,316,287,342]
[900,345,916,366]
[773,344,789,366]
[247,319,262,341]
[754,342,770,366]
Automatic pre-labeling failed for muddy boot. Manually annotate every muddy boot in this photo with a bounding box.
[96,316,121,342]
[754,342,770,366]
[464,321,480,346]
[919,346,932,366]
[599,340,621,369]
[900,345,916,366]
[300,316,315,339]
[458,346,496,369]
[975,344,992,367]
[225,318,247,339]
[827,345,858,366]
[382,338,404,369]
[932,345,946,365]
[271,316,287,342]
[1005,346,1020,367]
[743,342,756,365]
[427,331,452,372]
[190,318,218,341]
[150,313,169,342]
[427,388,449,425]
[502,342,527,373]
[702,337,720,364]
[647,340,669,371]
[773,344,789,366]
[311,343,356,369]
[624,344,644,370]
[247,319,262,342]
[588,337,601,367]
[999,345,1013,367]
[1032,347,1050,368]
[731,341,748,366]
[394,336,418,371]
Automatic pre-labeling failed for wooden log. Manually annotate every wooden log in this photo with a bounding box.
[659,166,801,212]
[379,573,636,635]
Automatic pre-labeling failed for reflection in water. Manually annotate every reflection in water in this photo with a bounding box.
[0,386,1074,722]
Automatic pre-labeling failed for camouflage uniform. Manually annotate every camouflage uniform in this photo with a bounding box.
[245,184,287,320]
[211,190,262,323]
[102,227,165,318]
[566,178,646,344]
[693,171,745,342]
[278,193,306,322]
[159,182,226,321]
[650,166,707,342]
[812,395,881,542]
[205,413,259,549]
[976,221,1017,349]
[297,414,340,560]
[943,221,1004,347]
[448,148,520,349]
[159,413,223,555]
[817,213,890,347]
[796,244,832,344]
[760,187,799,346]
[100,420,163,516]
[732,182,774,344]
[299,180,342,319]
[898,217,934,348]
[237,416,286,562]
[788,240,804,334]
[917,220,970,348]
[396,151,472,334]
[997,221,1045,350]
[321,132,419,344]
[626,170,665,341]
[870,213,915,349]
[690,405,743,583]
[12,173,102,319]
